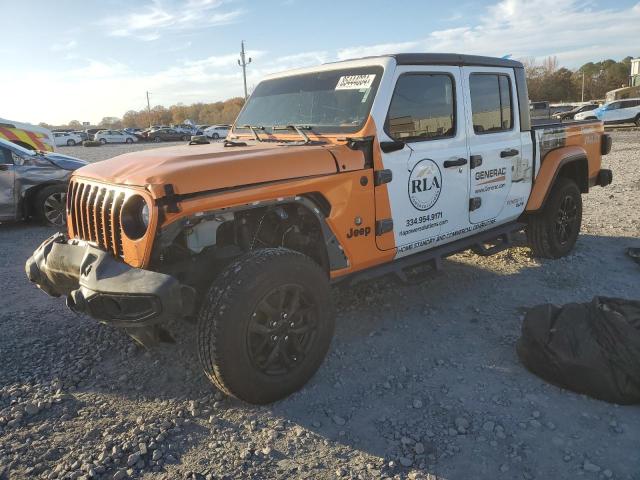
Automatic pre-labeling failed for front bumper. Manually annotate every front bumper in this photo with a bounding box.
[25,233,194,328]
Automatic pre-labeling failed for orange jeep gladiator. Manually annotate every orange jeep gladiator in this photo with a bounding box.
[26,54,612,404]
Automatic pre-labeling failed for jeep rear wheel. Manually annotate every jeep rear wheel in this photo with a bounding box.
[527,178,582,258]
[197,248,334,404]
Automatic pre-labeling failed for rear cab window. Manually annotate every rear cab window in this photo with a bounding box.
[470,74,513,134]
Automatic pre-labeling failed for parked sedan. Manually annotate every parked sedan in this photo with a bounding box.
[553,104,599,120]
[0,137,86,226]
[53,131,83,147]
[72,131,89,141]
[94,130,138,144]
[203,125,230,139]
[146,128,190,142]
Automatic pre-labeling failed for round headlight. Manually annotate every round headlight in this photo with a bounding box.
[121,195,150,240]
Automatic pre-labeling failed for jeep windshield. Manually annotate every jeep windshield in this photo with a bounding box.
[235,66,383,135]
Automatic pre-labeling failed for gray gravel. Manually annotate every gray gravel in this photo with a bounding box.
[1,132,639,480]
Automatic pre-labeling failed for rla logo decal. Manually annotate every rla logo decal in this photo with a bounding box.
[408,159,442,211]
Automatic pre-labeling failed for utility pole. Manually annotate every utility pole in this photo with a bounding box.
[581,70,585,103]
[238,40,252,100]
[146,91,152,128]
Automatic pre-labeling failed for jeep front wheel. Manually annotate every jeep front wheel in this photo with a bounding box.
[527,178,582,258]
[197,248,334,404]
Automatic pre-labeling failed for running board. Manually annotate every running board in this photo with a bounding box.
[340,222,526,286]
[471,230,516,256]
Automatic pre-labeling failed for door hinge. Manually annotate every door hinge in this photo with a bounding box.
[469,197,482,211]
[470,155,483,169]
[374,169,393,186]
[375,219,394,236]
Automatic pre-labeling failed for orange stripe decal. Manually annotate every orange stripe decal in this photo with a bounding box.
[25,131,46,150]
[0,127,20,142]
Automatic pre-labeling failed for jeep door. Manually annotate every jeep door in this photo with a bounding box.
[377,66,470,256]
[0,145,16,220]
[461,68,520,224]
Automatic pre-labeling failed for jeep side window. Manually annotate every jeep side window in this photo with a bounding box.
[470,74,513,133]
[385,73,455,142]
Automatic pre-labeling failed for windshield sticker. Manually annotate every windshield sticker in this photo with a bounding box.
[335,74,376,90]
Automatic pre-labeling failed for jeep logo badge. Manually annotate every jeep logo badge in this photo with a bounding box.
[408,159,442,211]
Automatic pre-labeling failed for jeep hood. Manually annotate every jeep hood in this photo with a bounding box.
[74,141,355,196]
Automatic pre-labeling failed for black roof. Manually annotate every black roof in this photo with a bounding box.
[355,53,523,69]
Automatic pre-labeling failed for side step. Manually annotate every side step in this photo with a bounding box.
[340,222,526,286]
[471,231,515,256]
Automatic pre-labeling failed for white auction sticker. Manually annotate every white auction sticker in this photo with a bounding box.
[335,74,376,90]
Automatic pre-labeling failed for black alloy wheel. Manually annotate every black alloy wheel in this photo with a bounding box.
[247,284,318,376]
[555,194,579,246]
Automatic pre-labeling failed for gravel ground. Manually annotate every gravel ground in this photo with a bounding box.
[1,133,639,480]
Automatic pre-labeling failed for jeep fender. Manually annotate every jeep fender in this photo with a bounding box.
[526,146,588,212]
[158,195,349,271]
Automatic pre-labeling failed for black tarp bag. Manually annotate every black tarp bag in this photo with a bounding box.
[517,297,640,404]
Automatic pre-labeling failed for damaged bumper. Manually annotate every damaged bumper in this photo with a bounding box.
[25,233,194,327]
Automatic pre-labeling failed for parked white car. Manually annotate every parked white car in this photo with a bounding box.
[203,125,230,139]
[593,98,640,126]
[94,130,138,144]
[574,108,599,121]
[53,132,83,147]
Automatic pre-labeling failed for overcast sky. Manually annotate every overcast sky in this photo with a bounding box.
[2,0,639,125]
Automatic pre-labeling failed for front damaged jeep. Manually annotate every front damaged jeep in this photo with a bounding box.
[26,60,388,404]
[28,53,610,404]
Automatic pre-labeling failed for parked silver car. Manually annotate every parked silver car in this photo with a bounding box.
[0,138,86,226]
[94,130,138,144]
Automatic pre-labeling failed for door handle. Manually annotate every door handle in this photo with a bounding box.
[380,141,405,153]
[500,148,519,158]
[443,158,468,168]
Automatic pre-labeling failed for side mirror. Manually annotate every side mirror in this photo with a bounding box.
[12,153,25,166]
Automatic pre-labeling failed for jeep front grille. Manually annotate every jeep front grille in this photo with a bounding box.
[67,180,126,257]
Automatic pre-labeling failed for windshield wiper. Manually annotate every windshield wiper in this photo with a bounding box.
[242,124,264,142]
[272,125,312,144]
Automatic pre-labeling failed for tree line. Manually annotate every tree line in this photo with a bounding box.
[524,56,635,102]
[41,55,636,130]
[41,97,246,131]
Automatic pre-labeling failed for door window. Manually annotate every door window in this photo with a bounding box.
[1,147,13,164]
[470,74,513,133]
[386,73,455,142]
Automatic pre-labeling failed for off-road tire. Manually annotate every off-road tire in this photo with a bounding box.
[197,248,334,404]
[527,178,582,258]
[34,184,67,227]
